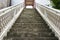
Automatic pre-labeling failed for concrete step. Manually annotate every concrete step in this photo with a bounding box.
[10,28,52,33]
[4,37,58,40]
[7,32,55,37]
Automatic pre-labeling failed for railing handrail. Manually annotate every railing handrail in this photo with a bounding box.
[0,3,24,17]
[0,3,23,13]
[36,3,60,16]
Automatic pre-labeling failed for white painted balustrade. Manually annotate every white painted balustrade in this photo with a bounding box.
[35,2,60,40]
[0,2,24,40]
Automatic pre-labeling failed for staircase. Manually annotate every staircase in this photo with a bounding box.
[3,9,58,40]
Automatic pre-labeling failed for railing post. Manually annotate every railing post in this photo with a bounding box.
[44,10,47,18]
[14,8,17,16]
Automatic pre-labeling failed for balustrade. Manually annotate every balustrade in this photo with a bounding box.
[35,2,60,39]
[0,2,25,40]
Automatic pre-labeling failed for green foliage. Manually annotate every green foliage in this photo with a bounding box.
[51,0,60,9]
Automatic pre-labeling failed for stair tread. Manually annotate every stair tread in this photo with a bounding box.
[4,37,58,40]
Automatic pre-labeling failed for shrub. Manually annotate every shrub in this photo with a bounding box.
[51,0,60,9]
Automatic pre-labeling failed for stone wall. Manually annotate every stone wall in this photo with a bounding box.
[11,0,24,5]
[0,0,11,9]
[0,3,4,9]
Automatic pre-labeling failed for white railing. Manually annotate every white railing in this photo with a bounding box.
[0,2,25,40]
[35,2,60,40]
